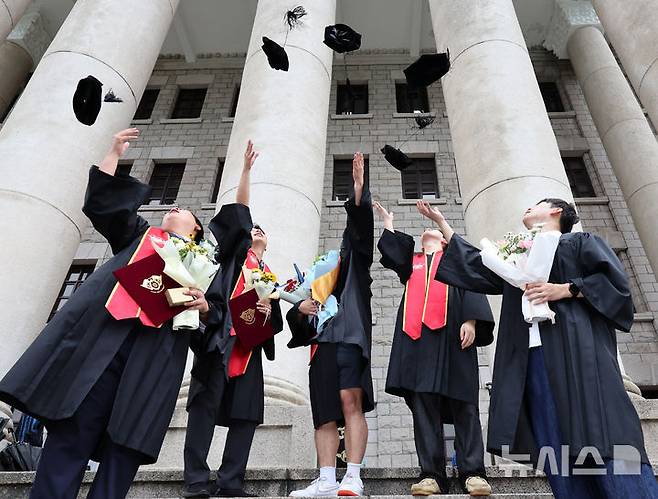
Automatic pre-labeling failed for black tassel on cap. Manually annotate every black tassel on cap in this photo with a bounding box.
[103,90,123,103]
[284,6,307,30]
[414,114,436,129]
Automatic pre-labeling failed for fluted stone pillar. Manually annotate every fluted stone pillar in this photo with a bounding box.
[217,0,336,401]
[0,0,31,41]
[0,41,31,118]
[592,0,658,135]
[0,0,180,390]
[568,26,658,279]
[428,0,574,243]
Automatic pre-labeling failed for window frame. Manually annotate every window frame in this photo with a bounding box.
[332,157,370,202]
[210,159,225,203]
[562,156,596,198]
[401,156,440,200]
[395,82,430,113]
[48,264,96,321]
[147,162,186,205]
[133,88,160,120]
[336,82,369,115]
[171,87,208,119]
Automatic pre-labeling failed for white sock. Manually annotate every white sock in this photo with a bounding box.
[320,466,336,484]
[347,462,362,479]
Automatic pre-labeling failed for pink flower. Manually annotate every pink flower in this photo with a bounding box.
[518,239,533,250]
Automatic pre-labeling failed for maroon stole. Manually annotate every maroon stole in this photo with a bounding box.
[105,227,168,328]
[402,251,448,339]
[228,248,271,378]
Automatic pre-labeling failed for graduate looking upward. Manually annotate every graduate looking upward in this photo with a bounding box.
[374,201,495,496]
[417,199,658,499]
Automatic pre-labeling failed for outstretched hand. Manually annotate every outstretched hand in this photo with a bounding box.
[416,200,444,223]
[243,140,259,171]
[373,201,394,231]
[353,152,365,206]
[99,128,139,175]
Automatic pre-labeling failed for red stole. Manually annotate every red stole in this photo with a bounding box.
[105,227,168,328]
[402,252,448,340]
[228,249,270,378]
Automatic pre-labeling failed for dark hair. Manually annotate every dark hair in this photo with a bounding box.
[192,214,204,243]
[537,198,579,233]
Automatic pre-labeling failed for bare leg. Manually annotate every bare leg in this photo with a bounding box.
[315,421,340,468]
[340,388,368,464]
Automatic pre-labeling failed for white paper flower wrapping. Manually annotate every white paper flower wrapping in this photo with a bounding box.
[277,286,311,305]
[480,231,562,324]
[151,236,219,330]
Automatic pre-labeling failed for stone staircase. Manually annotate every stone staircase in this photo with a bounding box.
[0,466,555,498]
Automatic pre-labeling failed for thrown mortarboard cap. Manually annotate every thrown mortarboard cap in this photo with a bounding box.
[262,36,289,71]
[73,75,103,126]
[381,145,413,171]
[103,90,123,103]
[404,50,450,88]
[323,24,362,53]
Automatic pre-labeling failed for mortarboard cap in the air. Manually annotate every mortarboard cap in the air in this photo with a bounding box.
[73,75,103,126]
[381,145,413,171]
[262,36,289,71]
[404,50,450,88]
[323,24,362,53]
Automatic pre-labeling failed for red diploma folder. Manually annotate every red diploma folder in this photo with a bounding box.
[113,253,187,326]
[229,288,274,350]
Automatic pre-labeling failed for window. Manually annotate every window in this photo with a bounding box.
[116,161,133,177]
[210,160,225,203]
[332,158,369,201]
[336,82,368,115]
[401,157,439,199]
[395,83,430,113]
[49,265,95,321]
[171,88,207,119]
[539,82,565,113]
[134,88,160,120]
[148,162,185,205]
[229,85,240,118]
[563,156,596,198]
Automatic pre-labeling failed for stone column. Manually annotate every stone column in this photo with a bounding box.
[0,0,180,388]
[0,40,31,118]
[216,0,336,401]
[568,26,658,279]
[0,0,30,41]
[592,0,658,135]
[428,0,574,243]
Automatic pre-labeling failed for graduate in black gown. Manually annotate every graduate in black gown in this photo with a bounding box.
[182,141,283,498]
[417,198,658,499]
[287,153,374,498]
[374,201,495,496]
[0,129,214,499]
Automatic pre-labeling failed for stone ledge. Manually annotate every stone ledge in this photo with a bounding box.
[573,196,609,205]
[331,113,374,120]
[159,117,203,124]
[397,198,447,205]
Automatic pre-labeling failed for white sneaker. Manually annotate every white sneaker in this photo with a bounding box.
[337,472,364,497]
[290,477,339,497]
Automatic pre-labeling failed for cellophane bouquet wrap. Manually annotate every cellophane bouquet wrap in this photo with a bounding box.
[302,250,341,333]
[276,277,311,305]
[150,235,219,330]
[242,267,278,301]
[479,226,562,324]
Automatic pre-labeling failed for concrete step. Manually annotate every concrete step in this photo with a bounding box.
[0,466,554,498]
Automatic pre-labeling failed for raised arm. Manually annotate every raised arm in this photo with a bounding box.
[375,202,414,283]
[82,128,150,254]
[343,152,374,263]
[236,140,258,206]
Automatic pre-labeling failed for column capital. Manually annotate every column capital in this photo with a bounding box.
[7,7,50,66]
[544,0,601,59]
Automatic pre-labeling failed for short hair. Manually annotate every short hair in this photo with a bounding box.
[537,198,579,233]
[192,214,204,243]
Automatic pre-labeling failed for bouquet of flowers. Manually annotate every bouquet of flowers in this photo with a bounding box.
[303,251,341,333]
[275,264,311,304]
[150,235,219,330]
[479,224,562,324]
[243,267,279,301]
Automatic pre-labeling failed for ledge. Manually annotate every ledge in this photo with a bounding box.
[131,118,153,125]
[201,203,217,210]
[138,204,176,212]
[455,197,463,205]
[160,117,203,124]
[634,312,655,323]
[326,200,346,207]
[574,196,609,205]
[221,116,235,123]
[397,198,447,205]
[330,113,374,120]
[392,112,436,119]
[548,110,577,119]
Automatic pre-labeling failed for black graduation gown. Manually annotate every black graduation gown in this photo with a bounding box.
[0,166,207,464]
[286,189,375,428]
[187,203,283,427]
[436,232,649,466]
[378,230,495,409]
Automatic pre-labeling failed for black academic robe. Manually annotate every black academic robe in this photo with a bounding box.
[0,166,207,464]
[187,203,283,427]
[378,230,495,408]
[286,189,375,428]
[436,232,649,465]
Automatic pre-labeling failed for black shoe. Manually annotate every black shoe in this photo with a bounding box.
[215,489,256,497]
[182,482,213,498]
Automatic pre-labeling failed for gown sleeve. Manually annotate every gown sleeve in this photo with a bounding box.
[81,166,151,254]
[569,233,634,332]
[285,302,317,349]
[436,234,505,295]
[343,188,374,265]
[461,290,496,347]
[208,203,253,265]
[377,229,414,283]
[262,298,284,360]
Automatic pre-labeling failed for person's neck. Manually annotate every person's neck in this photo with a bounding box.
[251,244,265,261]
[422,242,442,255]
[539,220,561,233]
[163,225,192,240]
